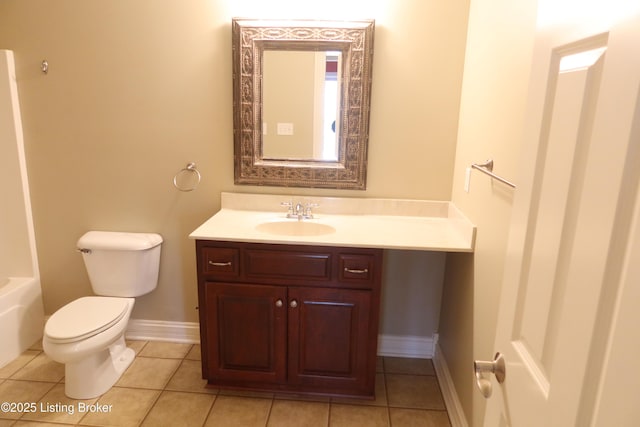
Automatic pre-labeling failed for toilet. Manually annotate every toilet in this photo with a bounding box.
[43,231,163,399]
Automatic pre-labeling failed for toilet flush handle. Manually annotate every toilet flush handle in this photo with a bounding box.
[77,248,92,254]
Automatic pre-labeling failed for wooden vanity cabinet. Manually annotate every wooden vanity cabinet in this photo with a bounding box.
[195,240,383,398]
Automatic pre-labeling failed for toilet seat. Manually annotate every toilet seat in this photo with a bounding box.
[45,296,130,343]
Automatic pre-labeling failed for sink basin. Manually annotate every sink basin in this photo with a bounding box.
[255,220,336,236]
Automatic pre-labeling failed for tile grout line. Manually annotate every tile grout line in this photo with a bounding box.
[136,341,199,427]
[383,358,393,427]
[10,348,58,425]
[264,396,275,427]
[199,387,220,427]
[199,394,218,427]
[137,358,167,426]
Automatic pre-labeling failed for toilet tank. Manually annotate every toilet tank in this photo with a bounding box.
[77,231,163,297]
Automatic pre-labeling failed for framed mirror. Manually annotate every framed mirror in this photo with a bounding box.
[232,18,375,189]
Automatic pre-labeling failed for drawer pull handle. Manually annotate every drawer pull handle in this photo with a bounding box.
[344,267,369,274]
[275,299,283,308]
[290,300,298,308]
[209,261,232,267]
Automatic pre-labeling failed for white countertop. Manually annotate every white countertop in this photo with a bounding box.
[189,193,476,252]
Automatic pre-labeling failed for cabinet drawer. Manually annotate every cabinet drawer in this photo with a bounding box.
[339,254,376,285]
[202,247,240,277]
[245,249,332,282]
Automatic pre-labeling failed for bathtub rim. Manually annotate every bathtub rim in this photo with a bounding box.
[0,275,45,369]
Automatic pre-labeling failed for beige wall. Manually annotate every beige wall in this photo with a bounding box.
[439,0,537,424]
[0,0,469,335]
[382,250,447,336]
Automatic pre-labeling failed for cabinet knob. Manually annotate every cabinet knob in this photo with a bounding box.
[289,300,298,308]
[275,299,283,308]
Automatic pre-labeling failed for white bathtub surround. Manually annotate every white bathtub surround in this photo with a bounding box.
[0,277,45,367]
[0,50,45,368]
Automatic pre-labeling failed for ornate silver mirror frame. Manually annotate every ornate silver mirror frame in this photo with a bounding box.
[232,18,375,189]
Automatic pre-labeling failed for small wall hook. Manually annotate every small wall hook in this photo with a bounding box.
[41,60,48,74]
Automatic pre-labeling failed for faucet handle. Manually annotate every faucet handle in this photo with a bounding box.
[281,200,295,217]
[304,202,319,218]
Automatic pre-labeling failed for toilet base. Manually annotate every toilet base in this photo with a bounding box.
[64,335,135,399]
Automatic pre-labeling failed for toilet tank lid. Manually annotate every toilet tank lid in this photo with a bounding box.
[77,231,163,251]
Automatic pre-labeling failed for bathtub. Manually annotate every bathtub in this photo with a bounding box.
[0,276,45,368]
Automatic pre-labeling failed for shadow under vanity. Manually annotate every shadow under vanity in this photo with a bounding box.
[190,192,475,398]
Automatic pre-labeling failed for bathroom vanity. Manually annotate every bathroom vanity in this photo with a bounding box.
[190,192,475,398]
[195,240,382,397]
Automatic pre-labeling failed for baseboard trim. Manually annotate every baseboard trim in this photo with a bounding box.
[433,343,469,427]
[377,334,435,358]
[125,320,436,360]
[125,319,200,344]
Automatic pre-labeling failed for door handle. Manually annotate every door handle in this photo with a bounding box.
[474,352,505,398]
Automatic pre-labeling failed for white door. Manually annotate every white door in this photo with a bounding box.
[482,3,640,426]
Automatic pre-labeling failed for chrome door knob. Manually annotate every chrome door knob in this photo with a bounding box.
[474,352,505,398]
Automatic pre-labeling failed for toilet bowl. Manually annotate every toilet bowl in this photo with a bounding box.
[42,231,162,399]
[43,297,136,398]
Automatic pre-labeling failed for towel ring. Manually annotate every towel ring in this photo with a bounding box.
[173,162,201,192]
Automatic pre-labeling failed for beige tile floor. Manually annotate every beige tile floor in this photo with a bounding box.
[0,341,451,427]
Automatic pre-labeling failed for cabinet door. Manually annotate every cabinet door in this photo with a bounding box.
[288,286,375,395]
[205,282,287,384]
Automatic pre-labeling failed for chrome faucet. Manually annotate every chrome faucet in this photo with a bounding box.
[281,200,318,220]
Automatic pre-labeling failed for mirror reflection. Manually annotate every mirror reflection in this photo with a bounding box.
[232,18,375,190]
[262,50,342,161]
